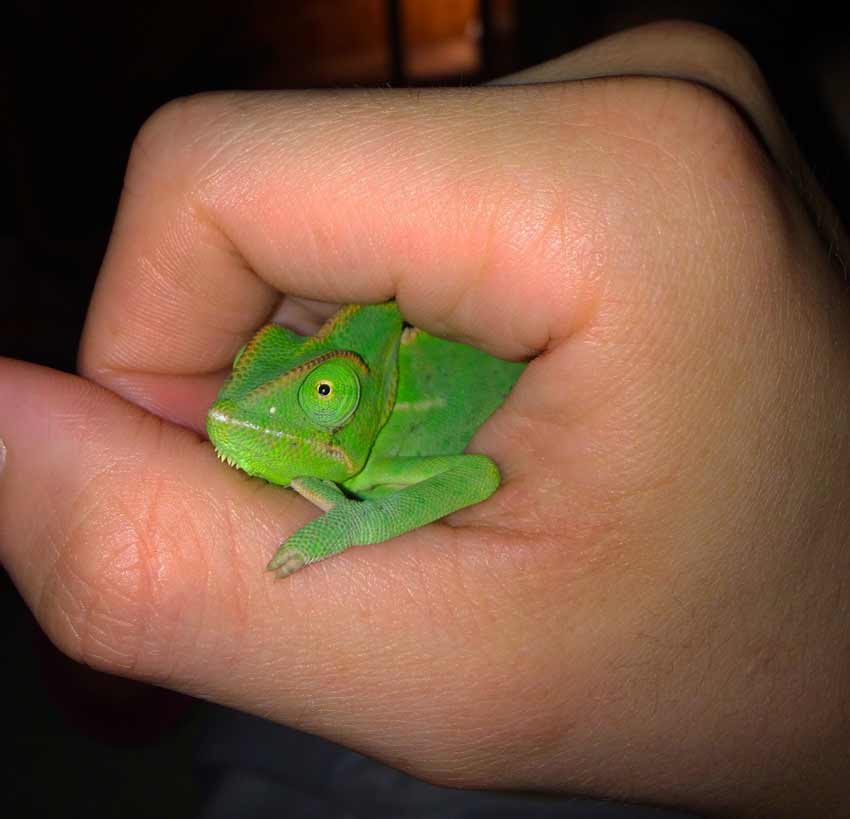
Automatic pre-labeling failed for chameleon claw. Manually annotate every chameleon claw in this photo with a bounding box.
[267,547,307,578]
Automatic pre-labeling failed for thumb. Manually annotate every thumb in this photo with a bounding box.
[0,357,546,781]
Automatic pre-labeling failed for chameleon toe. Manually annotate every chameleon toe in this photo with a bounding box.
[267,548,307,578]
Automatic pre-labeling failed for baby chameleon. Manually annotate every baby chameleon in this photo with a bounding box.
[207,301,525,577]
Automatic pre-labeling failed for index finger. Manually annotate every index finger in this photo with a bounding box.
[79,87,597,428]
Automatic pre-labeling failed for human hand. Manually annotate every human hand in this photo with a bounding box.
[2,21,848,818]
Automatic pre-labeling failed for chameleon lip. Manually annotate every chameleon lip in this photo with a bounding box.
[208,408,289,439]
[207,408,354,469]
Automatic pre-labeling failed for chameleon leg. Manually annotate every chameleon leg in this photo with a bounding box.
[289,477,346,512]
[267,454,501,578]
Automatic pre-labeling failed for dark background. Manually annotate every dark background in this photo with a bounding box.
[4,2,849,817]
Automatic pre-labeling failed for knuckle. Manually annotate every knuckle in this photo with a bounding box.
[552,73,793,335]
[124,92,234,196]
[656,20,768,92]
[602,74,780,229]
[660,78,769,182]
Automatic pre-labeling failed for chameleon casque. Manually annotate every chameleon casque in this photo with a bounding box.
[207,301,525,577]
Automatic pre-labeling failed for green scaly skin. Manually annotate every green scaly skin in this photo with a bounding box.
[207,302,524,577]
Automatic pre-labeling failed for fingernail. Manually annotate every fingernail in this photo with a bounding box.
[0,437,6,475]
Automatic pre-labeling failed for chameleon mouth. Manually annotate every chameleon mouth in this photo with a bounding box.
[207,406,253,471]
[206,405,355,474]
[207,405,290,465]
[216,451,238,467]
[208,407,271,435]
[208,406,305,447]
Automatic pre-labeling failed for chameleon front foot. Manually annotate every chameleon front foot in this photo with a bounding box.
[267,547,308,578]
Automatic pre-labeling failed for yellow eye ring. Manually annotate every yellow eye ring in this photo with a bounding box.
[316,380,333,397]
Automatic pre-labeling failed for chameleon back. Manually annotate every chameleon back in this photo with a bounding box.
[369,328,525,459]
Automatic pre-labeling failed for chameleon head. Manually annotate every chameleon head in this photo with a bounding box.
[207,323,381,486]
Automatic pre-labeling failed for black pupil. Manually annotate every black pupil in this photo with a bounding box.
[317,382,331,396]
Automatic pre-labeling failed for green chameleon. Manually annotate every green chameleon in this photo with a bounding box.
[207,301,524,577]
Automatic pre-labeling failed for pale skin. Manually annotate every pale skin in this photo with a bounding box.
[1,20,849,819]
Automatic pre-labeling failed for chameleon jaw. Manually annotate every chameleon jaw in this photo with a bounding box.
[207,406,356,478]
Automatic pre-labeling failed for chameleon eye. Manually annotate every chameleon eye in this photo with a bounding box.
[299,361,360,428]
